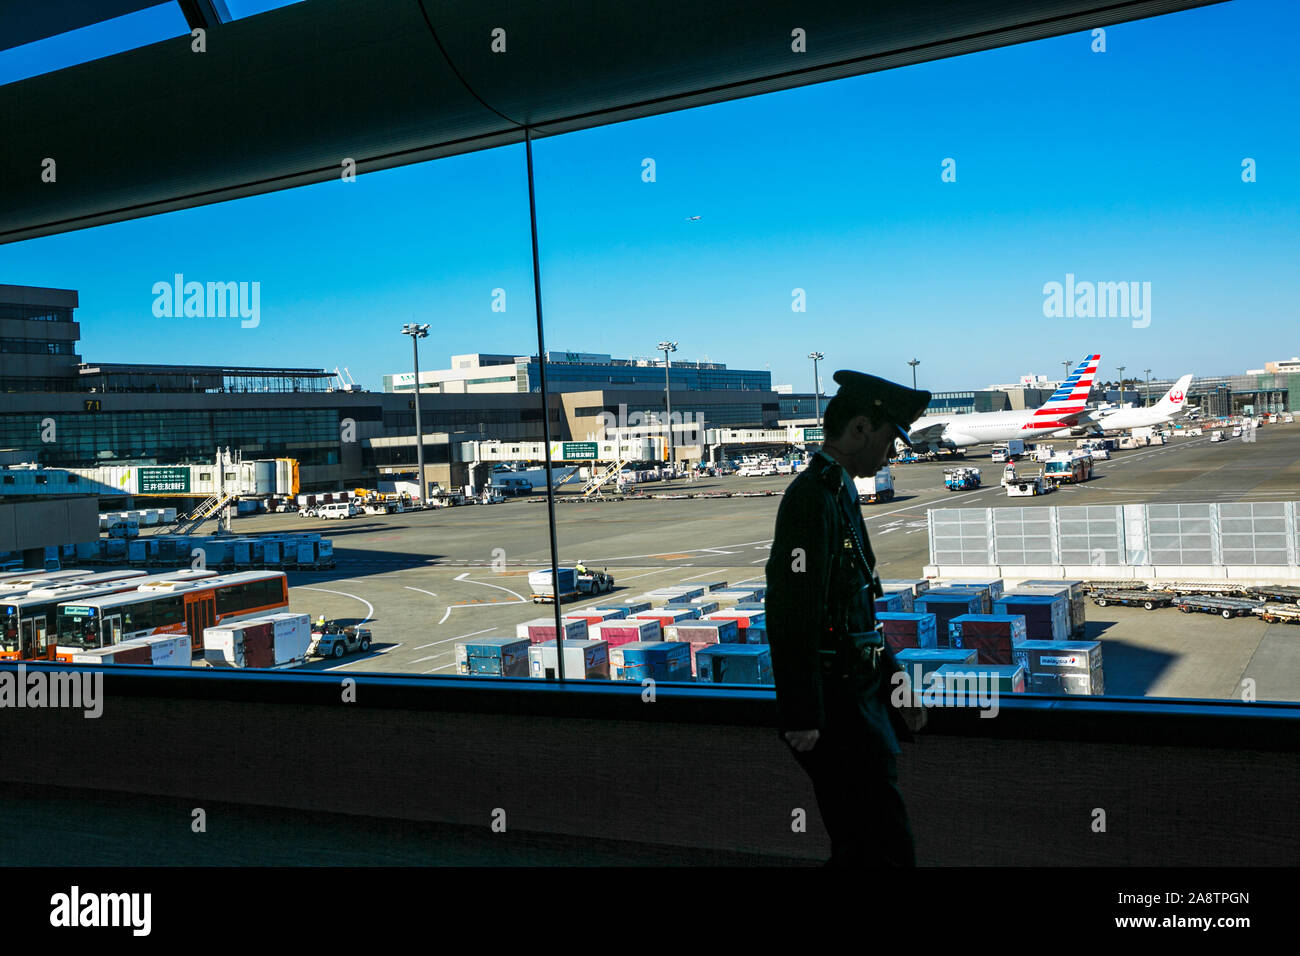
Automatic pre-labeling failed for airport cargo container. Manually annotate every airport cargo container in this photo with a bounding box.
[744,624,767,645]
[671,619,741,675]
[914,591,982,647]
[732,601,766,612]
[456,637,531,677]
[874,592,906,614]
[127,540,146,564]
[518,617,588,644]
[685,599,720,615]
[592,618,662,648]
[994,592,1070,641]
[876,612,938,652]
[629,607,698,640]
[124,633,191,666]
[697,644,774,685]
[1016,580,1087,638]
[74,541,99,562]
[562,608,626,627]
[705,609,766,642]
[698,580,730,592]
[881,579,931,599]
[69,643,155,665]
[947,614,1028,665]
[853,468,894,504]
[1013,640,1104,695]
[941,578,1005,609]
[930,663,1026,695]
[528,639,610,679]
[594,602,650,615]
[610,640,692,681]
[262,540,283,568]
[711,586,765,603]
[528,568,579,602]
[659,586,706,602]
[894,648,978,689]
[203,612,311,669]
[879,588,914,612]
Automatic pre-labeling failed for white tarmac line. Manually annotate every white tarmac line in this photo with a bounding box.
[297,586,374,625]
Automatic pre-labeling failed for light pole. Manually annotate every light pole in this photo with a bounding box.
[908,358,920,391]
[809,352,825,427]
[659,341,677,473]
[401,323,430,502]
[1116,366,1126,404]
[1062,361,1072,382]
[1144,369,1152,406]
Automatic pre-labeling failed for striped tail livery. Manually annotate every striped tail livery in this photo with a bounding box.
[1023,353,1101,432]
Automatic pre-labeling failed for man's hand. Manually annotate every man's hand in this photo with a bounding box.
[784,729,820,752]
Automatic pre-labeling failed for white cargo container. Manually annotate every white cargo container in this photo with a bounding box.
[203,612,311,669]
[527,639,610,679]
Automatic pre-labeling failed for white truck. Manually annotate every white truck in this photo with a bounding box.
[853,468,895,503]
[991,439,1026,463]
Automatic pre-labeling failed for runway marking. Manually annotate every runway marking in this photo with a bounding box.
[424,662,458,673]
[296,586,374,625]
[618,568,677,582]
[414,626,496,652]
[682,569,728,580]
[453,572,527,602]
[404,586,438,598]
[438,607,451,625]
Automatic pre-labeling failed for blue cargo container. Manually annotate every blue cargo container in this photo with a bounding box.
[994,592,1071,642]
[880,588,914,612]
[874,592,905,614]
[914,591,982,646]
[611,641,693,681]
[457,637,531,676]
[732,602,766,612]
[894,648,979,690]
[744,624,767,645]
[595,602,648,616]
[697,644,773,685]
[877,611,938,651]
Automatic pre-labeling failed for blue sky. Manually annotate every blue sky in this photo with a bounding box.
[1,0,1296,393]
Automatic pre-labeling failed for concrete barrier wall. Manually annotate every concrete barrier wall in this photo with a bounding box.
[926,564,1300,584]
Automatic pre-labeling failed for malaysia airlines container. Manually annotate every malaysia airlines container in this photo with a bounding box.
[528,639,610,679]
[595,602,649,615]
[592,618,661,648]
[947,614,1028,665]
[456,637,531,676]
[124,633,191,666]
[881,579,930,599]
[610,640,692,681]
[994,592,1070,642]
[1015,580,1088,639]
[203,612,311,669]
[696,645,773,685]
[930,663,1026,695]
[874,592,906,614]
[69,643,155,665]
[914,591,982,647]
[563,609,626,627]
[1013,640,1105,695]
[894,648,978,690]
[877,612,938,652]
[519,617,588,644]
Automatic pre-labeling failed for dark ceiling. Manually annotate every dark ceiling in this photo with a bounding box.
[0,0,1225,244]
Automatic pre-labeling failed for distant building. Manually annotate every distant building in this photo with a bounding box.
[0,284,81,392]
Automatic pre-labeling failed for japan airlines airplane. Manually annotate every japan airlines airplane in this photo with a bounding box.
[1089,374,1194,433]
[905,353,1101,452]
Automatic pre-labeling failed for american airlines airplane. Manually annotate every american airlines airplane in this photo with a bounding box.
[1088,374,1194,433]
[906,353,1101,452]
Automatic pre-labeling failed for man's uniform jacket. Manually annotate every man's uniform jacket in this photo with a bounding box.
[764,451,912,754]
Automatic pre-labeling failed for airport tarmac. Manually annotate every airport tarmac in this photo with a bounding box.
[222,422,1300,702]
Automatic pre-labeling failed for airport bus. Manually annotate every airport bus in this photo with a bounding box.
[0,570,215,661]
[0,568,146,601]
[53,570,290,658]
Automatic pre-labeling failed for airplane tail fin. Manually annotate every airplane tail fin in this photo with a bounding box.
[1033,353,1101,418]
[1154,374,1194,414]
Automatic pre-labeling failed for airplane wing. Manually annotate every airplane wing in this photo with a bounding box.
[906,422,947,445]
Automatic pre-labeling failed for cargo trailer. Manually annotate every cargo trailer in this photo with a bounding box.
[696,644,773,685]
[456,637,531,677]
[528,639,610,679]
[610,640,692,681]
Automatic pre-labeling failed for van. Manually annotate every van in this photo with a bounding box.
[1210,430,1224,443]
[318,502,358,519]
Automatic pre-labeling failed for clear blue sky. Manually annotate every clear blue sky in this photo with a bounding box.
[1,0,1296,393]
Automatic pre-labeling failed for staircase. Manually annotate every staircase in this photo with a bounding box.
[174,491,238,534]
[581,459,630,498]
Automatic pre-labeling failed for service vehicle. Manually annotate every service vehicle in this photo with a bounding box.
[1004,471,1052,497]
[529,567,616,603]
[317,501,359,519]
[1210,430,1224,442]
[1285,415,1294,424]
[943,467,981,491]
[1231,426,1243,438]
[309,621,373,658]
[1090,589,1175,610]
[1044,454,1091,484]
[853,468,895,503]
[204,612,312,669]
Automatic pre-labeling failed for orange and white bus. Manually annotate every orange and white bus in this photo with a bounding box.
[0,570,215,661]
[53,571,289,658]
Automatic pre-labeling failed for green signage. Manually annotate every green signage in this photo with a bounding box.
[562,442,599,460]
[803,427,824,442]
[139,466,191,494]
[62,606,93,617]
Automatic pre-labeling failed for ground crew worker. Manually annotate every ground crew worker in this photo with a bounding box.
[765,369,931,866]
[575,561,587,575]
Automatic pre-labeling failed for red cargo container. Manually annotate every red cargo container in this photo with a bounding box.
[948,614,1028,665]
[671,620,740,675]
[591,619,661,649]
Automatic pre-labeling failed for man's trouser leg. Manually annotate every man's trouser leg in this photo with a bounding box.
[793,730,915,866]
